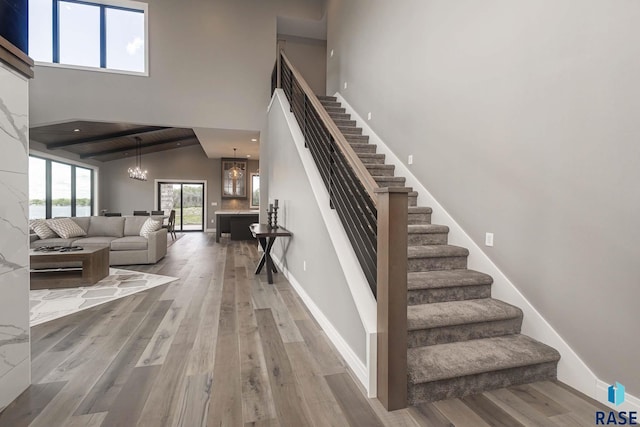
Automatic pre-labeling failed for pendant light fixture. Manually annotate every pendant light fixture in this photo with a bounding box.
[128,136,148,181]
[227,147,244,179]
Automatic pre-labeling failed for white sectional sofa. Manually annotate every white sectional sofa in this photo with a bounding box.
[30,216,167,265]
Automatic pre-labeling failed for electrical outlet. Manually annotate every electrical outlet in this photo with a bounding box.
[367,112,372,120]
[330,49,334,57]
[303,261,307,271]
[344,81,348,89]
[211,201,217,206]
[485,233,494,247]
[408,154,413,165]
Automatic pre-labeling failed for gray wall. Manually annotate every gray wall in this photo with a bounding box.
[99,145,222,228]
[265,90,367,364]
[327,0,640,394]
[29,0,325,131]
[278,34,327,96]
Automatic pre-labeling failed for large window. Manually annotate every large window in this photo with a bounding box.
[28,0,147,74]
[29,156,94,219]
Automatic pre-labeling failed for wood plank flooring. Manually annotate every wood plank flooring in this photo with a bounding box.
[0,233,605,426]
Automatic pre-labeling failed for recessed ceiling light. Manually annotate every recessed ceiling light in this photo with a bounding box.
[176,142,181,146]
[73,128,80,132]
[246,154,251,158]
[251,138,257,142]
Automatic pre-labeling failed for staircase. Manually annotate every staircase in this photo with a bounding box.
[318,95,561,404]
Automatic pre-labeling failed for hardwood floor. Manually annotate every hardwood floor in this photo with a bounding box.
[0,233,606,426]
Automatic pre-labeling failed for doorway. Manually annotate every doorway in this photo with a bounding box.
[157,181,205,231]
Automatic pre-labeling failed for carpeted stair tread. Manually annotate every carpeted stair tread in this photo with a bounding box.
[408,245,469,258]
[333,119,357,127]
[407,298,521,330]
[408,224,449,234]
[408,269,493,290]
[320,100,341,108]
[408,335,561,384]
[408,206,433,214]
[329,112,351,120]
[339,126,363,135]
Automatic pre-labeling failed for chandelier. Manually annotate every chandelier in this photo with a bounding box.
[128,136,148,181]
[227,147,244,179]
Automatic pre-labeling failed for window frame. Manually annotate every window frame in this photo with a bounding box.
[32,0,149,76]
[29,154,96,219]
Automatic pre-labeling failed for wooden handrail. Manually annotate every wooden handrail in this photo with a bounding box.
[279,51,379,203]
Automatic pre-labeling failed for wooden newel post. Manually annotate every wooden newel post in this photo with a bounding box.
[375,187,409,411]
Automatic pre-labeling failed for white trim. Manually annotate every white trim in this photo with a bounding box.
[205,228,216,233]
[153,179,207,231]
[269,90,377,395]
[271,253,370,391]
[334,92,623,403]
[595,380,640,413]
[34,61,148,77]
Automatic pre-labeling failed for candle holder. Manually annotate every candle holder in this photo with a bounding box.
[272,206,279,229]
[267,209,274,229]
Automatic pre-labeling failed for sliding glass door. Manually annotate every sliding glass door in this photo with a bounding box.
[157,182,204,231]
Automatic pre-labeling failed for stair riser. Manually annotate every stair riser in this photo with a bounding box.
[375,180,406,188]
[351,144,377,154]
[321,101,341,108]
[329,113,351,121]
[408,213,432,224]
[339,127,363,135]
[360,158,385,165]
[408,317,523,347]
[408,256,467,271]
[334,120,357,127]
[409,195,417,206]
[408,233,448,245]
[366,167,395,176]
[325,107,346,114]
[345,135,369,143]
[408,284,491,305]
[408,362,558,404]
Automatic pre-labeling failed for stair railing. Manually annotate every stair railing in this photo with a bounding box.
[276,51,409,410]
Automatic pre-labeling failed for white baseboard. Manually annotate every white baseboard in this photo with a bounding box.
[335,92,639,406]
[271,253,370,392]
[205,228,216,233]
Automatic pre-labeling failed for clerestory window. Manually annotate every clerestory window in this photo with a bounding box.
[28,0,148,75]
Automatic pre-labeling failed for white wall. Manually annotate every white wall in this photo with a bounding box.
[264,90,368,367]
[327,0,640,396]
[0,62,30,411]
[29,0,325,131]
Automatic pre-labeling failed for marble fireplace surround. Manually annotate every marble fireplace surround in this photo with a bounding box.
[0,59,31,411]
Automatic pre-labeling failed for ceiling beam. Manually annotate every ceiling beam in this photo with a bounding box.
[46,126,169,149]
[80,135,197,159]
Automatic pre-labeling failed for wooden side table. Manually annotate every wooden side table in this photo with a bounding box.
[249,223,292,284]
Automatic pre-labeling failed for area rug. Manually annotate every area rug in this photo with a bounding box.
[29,268,178,326]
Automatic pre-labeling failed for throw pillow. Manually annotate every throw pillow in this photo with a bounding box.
[29,219,58,239]
[46,218,87,239]
[140,218,162,238]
